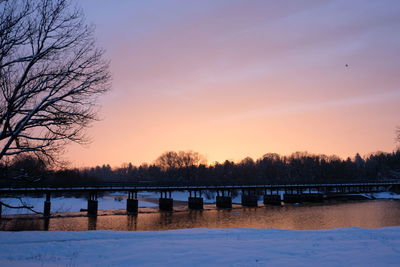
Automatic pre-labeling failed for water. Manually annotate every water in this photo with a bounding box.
[1,200,400,231]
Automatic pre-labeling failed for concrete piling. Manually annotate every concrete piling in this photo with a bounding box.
[188,197,203,210]
[216,196,232,208]
[263,195,281,205]
[304,193,324,202]
[43,192,51,217]
[127,199,138,213]
[127,191,138,214]
[87,192,98,216]
[283,194,301,203]
[283,193,323,203]
[188,191,203,210]
[159,191,173,211]
[241,189,258,207]
[87,200,98,216]
[241,195,258,207]
[159,198,173,211]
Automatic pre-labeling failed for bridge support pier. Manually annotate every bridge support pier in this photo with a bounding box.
[216,196,232,209]
[188,197,203,210]
[87,192,98,216]
[263,194,281,205]
[283,194,301,203]
[127,191,138,214]
[392,184,400,194]
[283,193,323,203]
[43,192,51,217]
[241,190,258,207]
[242,190,258,207]
[188,191,203,210]
[303,193,324,202]
[159,191,173,211]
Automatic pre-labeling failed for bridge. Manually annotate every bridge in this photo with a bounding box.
[1,181,399,217]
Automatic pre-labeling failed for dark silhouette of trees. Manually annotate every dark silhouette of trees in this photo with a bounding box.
[3,149,399,188]
[396,126,400,146]
[45,150,399,187]
[0,0,110,212]
[9,154,47,182]
[0,0,110,163]
[155,151,206,170]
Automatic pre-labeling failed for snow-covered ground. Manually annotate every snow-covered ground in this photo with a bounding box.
[0,227,399,266]
[0,195,157,215]
[369,192,400,199]
[138,191,217,203]
[1,191,399,215]
[0,191,220,215]
[115,190,400,204]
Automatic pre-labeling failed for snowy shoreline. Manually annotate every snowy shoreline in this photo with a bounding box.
[0,227,400,266]
[1,191,399,216]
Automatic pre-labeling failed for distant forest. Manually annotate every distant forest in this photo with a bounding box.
[2,150,400,187]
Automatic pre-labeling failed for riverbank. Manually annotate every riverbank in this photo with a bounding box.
[1,227,399,266]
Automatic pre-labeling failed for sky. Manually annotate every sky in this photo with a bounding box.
[66,0,400,167]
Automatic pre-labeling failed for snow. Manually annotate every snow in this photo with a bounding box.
[370,192,400,199]
[2,191,400,215]
[139,191,264,204]
[138,191,216,203]
[0,227,399,266]
[0,191,218,215]
[0,195,157,215]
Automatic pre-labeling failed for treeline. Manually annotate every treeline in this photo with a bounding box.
[1,150,400,187]
[3,150,398,187]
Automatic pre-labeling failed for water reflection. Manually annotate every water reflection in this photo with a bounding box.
[1,200,400,231]
[127,215,138,231]
[88,216,97,231]
[44,218,50,231]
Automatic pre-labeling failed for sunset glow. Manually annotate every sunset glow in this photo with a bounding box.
[66,0,400,167]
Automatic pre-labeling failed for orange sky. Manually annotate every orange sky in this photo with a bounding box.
[66,0,400,167]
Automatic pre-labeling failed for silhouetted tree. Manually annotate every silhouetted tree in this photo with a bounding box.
[0,0,110,163]
[155,151,180,170]
[9,154,47,182]
[0,0,110,212]
[396,126,400,145]
[155,151,206,170]
[2,150,399,188]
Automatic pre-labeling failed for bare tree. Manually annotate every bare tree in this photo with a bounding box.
[155,151,206,170]
[154,151,180,170]
[177,151,207,168]
[0,0,110,164]
[397,126,400,144]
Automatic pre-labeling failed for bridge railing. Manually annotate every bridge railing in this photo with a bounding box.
[0,180,399,192]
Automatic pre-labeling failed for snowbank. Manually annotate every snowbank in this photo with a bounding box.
[0,227,399,266]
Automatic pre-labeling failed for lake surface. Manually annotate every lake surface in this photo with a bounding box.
[1,200,400,231]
